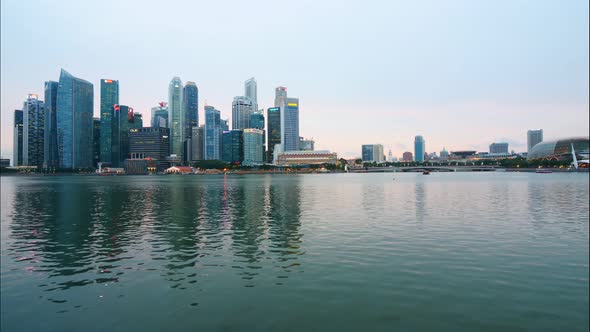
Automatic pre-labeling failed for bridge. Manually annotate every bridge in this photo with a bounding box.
[348,166,500,173]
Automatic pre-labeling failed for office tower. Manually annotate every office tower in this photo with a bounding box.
[489,142,509,154]
[129,127,170,171]
[111,105,142,166]
[267,107,281,162]
[232,96,254,130]
[151,102,168,128]
[13,110,23,166]
[204,106,222,160]
[402,151,413,162]
[22,94,46,167]
[183,82,198,140]
[243,128,264,165]
[221,119,229,132]
[527,129,543,152]
[191,126,204,161]
[387,149,393,162]
[222,130,244,164]
[281,97,299,151]
[133,113,143,128]
[361,144,384,163]
[299,137,314,151]
[169,77,184,159]
[100,78,119,164]
[43,81,58,168]
[56,69,94,169]
[275,86,287,107]
[93,118,100,167]
[440,147,449,160]
[245,78,257,104]
[414,136,425,162]
[250,111,264,130]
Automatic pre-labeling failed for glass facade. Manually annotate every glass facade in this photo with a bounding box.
[93,118,100,167]
[13,110,23,166]
[191,126,204,162]
[232,96,253,130]
[169,77,184,159]
[204,106,221,160]
[129,127,170,171]
[56,69,94,169]
[362,145,374,161]
[151,105,168,128]
[183,82,198,140]
[267,107,281,162]
[414,135,425,162]
[527,137,589,161]
[489,142,509,154]
[243,129,264,166]
[222,130,244,164]
[44,81,58,168]
[22,95,45,167]
[111,105,142,167]
[527,129,543,153]
[282,98,299,152]
[100,79,119,164]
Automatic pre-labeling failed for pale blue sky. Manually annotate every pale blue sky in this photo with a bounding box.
[1,0,588,159]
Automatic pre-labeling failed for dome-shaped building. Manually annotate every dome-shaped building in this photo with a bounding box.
[527,137,589,161]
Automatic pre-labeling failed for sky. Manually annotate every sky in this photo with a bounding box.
[1,0,588,159]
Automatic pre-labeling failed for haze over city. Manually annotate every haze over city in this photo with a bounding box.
[1,0,588,159]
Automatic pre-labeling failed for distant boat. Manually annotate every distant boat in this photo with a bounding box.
[422,170,430,175]
[535,169,552,174]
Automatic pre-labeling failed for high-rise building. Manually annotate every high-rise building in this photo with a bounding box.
[151,102,168,128]
[99,79,119,164]
[169,77,184,159]
[13,110,23,166]
[299,137,315,151]
[56,69,94,169]
[440,147,449,160]
[232,96,254,130]
[274,86,287,107]
[204,106,222,160]
[93,118,100,167]
[243,128,264,166]
[245,77,257,108]
[43,81,58,168]
[22,94,45,167]
[221,118,229,132]
[282,97,299,151]
[402,151,413,162]
[387,149,393,162]
[183,82,198,140]
[250,111,264,130]
[110,105,142,166]
[222,130,244,164]
[527,129,543,152]
[129,127,170,171]
[191,126,204,162]
[489,142,509,154]
[414,136,425,162]
[361,144,384,163]
[267,107,281,162]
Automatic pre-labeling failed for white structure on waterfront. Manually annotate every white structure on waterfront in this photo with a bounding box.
[276,150,337,166]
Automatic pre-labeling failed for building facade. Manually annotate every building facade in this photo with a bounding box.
[151,103,168,128]
[414,135,425,162]
[402,151,413,162]
[129,127,171,171]
[243,128,264,166]
[275,86,287,107]
[93,118,100,167]
[56,69,94,169]
[204,106,222,160]
[299,137,315,151]
[232,96,254,130]
[191,126,204,162]
[183,82,198,140]
[362,144,384,163]
[276,150,337,166]
[13,110,23,166]
[527,129,543,153]
[489,142,509,154]
[43,81,58,168]
[281,98,299,151]
[222,130,244,164]
[22,94,46,167]
[99,79,119,164]
[440,148,449,160]
[245,77,257,110]
[168,77,184,159]
[267,107,281,162]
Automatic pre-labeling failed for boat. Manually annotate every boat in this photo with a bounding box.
[535,169,552,174]
[422,170,430,175]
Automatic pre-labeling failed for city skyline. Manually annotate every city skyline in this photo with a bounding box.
[1,0,589,160]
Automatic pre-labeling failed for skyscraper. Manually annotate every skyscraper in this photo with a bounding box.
[267,107,281,162]
[204,106,222,160]
[56,69,94,169]
[232,96,254,130]
[191,126,204,162]
[250,111,264,130]
[221,119,229,132]
[361,144,384,163]
[43,81,58,168]
[93,118,100,167]
[222,130,244,164]
[151,102,168,128]
[169,77,183,159]
[527,129,543,152]
[111,105,142,166]
[414,136,425,162]
[129,127,170,171]
[281,97,299,151]
[22,94,46,167]
[387,149,393,162]
[274,86,287,107]
[243,128,264,166]
[100,79,119,164]
[490,142,509,154]
[245,77,258,111]
[183,82,198,139]
[13,110,23,166]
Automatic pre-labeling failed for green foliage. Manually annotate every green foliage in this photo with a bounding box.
[192,160,229,169]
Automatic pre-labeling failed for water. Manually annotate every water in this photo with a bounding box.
[1,172,588,331]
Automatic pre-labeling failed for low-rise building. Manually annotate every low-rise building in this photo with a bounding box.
[277,150,337,166]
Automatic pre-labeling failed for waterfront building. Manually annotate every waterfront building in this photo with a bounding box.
[56,69,94,169]
[282,97,299,151]
[527,129,543,152]
[414,136,425,162]
[129,127,170,171]
[13,110,23,166]
[99,79,119,164]
[191,126,204,162]
[111,105,142,167]
[43,81,58,168]
[22,94,45,167]
[362,144,384,163]
[151,103,168,128]
[275,86,287,107]
[276,150,337,166]
[183,82,198,140]
[402,151,413,162]
[222,130,244,164]
[245,77,258,111]
[243,128,264,166]
[489,142,509,154]
[299,137,315,151]
[232,96,254,130]
[0,159,9,167]
[267,107,281,162]
[440,147,449,160]
[204,106,222,160]
[123,158,148,175]
[169,77,184,160]
[527,137,589,161]
[93,118,100,167]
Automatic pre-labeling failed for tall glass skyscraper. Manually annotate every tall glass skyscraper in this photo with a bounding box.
[151,103,168,128]
[245,77,257,111]
[414,135,425,162]
[281,97,299,151]
[56,69,94,169]
[44,81,58,168]
[111,105,142,167]
[169,77,184,159]
[22,94,46,167]
[243,128,264,166]
[275,86,287,107]
[93,118,100,167]
[204,106,222,160]
[13,109,23,166]
[232,96,253,130]
[222,130,244,164]
[191,126,204,162]
[267,107,281,162]
[183,82,198,138]
[100,79,119,164]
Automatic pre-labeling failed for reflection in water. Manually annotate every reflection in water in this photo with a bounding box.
[414,180,426,222]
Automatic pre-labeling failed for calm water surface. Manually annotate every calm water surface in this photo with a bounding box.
[1,173,588,331]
